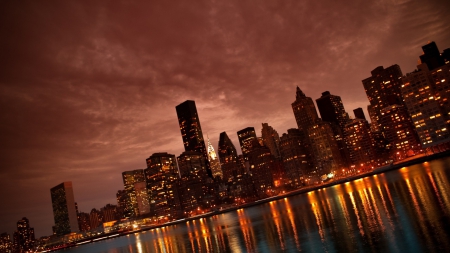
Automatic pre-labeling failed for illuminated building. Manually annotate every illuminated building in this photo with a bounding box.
[218,131,241,182]
[50,182,79,236]
[206,137,223,178]
[279,128,313,188]
[291,87,345,179]
[237,127,258,158]
[100,204,118,222]
[353,107,366,120]
[362,65,404,131]
[0,233,12,253]
[246,145,279,197]
[116,190,128,218]
[380,104,421,159]
[177,151,212,215]
[144,152,181,220]
[402,64,450,148]
[344,119,381,168]
[261,123,281,159]
[176,100,211,177]
[12,217,34,252]
[316,91,351,167]
[122,169,150,217]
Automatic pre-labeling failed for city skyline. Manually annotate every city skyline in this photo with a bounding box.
[1,0,450,237]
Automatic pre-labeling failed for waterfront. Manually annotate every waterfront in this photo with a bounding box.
[57,156,450,253]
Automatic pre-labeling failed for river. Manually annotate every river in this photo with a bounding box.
[57,156,450,252]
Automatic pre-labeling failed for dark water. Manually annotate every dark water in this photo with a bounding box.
[59,157,450,253]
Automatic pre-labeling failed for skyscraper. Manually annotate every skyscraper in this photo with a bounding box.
[420,41,445,71]
[144,152,181,220]
[176,100,211,177]
[12,217,35,252]
[344,118,380,169]
[218,131,242,182]
[291,87,345,179]
[207,137,223,178]
[50,182,79,236]
[353,107,366,120]
[362,65,404,131]
[261,123,281,159]
[122,169,150,217]
[237,127,259,158]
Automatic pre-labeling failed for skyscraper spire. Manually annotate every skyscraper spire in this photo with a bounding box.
[207,135,217,161]
[295,86,306,100]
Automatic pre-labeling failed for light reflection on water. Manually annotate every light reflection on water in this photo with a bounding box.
[58,157,450,253]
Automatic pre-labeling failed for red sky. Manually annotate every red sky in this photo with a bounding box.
[1,0,449,237]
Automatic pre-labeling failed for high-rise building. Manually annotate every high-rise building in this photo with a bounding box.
[420,41,446,71]
[144,152,181,220]
[344,119,380,169]
[291,87,345,179]
[176,100,211,177]
[316,91,351,167]
[122,170,150,217]
[380,104,421,159]
[12,217,35,252]
[353,108,366,120]
[362,65,404,130]
[77,212,91,232]
[218,132,243,182]
[279,128,313,188]
[237,127,259,158]
[206,137,223,178]
[401,62,450,148]
[116,190,128,218]
[50,182,79,236]
[316,91,350,130]
[261,123,281,159]
[89,208,102,230]
[0,233,13,253]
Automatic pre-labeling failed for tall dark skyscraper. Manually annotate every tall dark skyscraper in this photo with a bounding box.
[12,217,35,253]
[353,107,366,120]
[218,131,242,182]
[316,91,350,130]
[292,86,320,131]
[176,100,211,177]
[261,123,281,159]
[420,41,445,71]
[50,182,79,236]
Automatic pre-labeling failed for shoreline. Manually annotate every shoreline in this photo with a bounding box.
[47,150,450,252]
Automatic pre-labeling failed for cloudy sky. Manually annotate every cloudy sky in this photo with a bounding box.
[1,0,449,237]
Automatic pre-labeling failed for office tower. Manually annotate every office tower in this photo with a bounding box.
[261,123,281,159]
[122,169,150,217]
[420,41,445,71]
[116,190,128,218]
[316,91,350,130]
[207,137,223,178]
[50,182,79,236]
[353,107,366,120]
[0,233,13,253]
[12,217,35,252]
[279,128,313,188]
[246,144,280,197]
[291,87,345,179]
[292,86,320,131]
[89,208,102,230]
[402,63,450,147]
[77,212,91,232]
[144,152,181,220]
[344,119,381,169]
[100,204,118,222]
[316,91,351,167]
[176,100,211,177]
[380,104,421,159]
[237,127,259,158]
[218,132,243,182]
[362,65,404,130]
[177,151,212,216]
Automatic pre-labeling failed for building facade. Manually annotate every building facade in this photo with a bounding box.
[50,182,79,236]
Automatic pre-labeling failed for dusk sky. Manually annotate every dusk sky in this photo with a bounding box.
[1,0,449,237]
